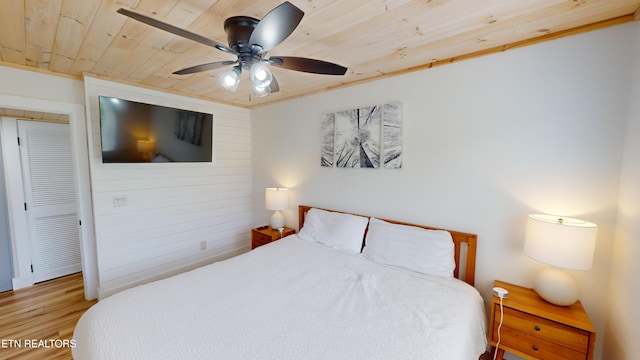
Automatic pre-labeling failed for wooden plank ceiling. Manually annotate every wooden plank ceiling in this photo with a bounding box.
[0,108,68,123]
[0,0,638,109]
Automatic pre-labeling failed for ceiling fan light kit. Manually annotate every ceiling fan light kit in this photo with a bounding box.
[219,67,241,92]
[253,84,271,98]
[117,2,347,97]
[250,63,273,88]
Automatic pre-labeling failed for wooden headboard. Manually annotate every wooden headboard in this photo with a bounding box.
[298,205,478,287]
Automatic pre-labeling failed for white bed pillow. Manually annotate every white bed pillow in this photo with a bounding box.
[298,208,368,253]
[362,217,456,279]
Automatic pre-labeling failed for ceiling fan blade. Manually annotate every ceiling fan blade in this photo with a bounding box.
[268,56,347,75]
[268,75,280,93]
[249,2,304,52]
[173,61,237,75]
[117,8,236,55]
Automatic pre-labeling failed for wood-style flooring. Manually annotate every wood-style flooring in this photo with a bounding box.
[0,273,95,360]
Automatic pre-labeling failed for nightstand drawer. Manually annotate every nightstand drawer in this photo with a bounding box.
[497,306,589,352]
[252,231,273,247]
[251,227,295,250]
[499,326,586,360]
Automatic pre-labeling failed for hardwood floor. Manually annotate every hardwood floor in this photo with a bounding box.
[0,273,96,360]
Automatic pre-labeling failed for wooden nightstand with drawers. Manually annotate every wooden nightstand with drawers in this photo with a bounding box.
[489,280,595,360]
[251,226,295,250]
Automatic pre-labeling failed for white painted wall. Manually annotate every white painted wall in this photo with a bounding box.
[603,22,640,360]
[252,24,635,359]
[84,77,252,298]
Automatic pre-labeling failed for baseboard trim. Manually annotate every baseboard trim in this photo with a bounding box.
[12,275,33,290]
[97,246,250,300]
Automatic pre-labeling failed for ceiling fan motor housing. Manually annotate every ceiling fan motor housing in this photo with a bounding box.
[224,16,261,65]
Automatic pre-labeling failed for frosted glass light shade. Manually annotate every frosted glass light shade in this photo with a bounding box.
[250,63,273,89]
[253,85,270,97]
[218,67,241,92]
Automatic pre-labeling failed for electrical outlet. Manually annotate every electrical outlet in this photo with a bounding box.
[113,195,128,207]
[200,241,207,251]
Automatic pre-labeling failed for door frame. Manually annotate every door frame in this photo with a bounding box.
[0,132,13,292]
[0,94,97,300]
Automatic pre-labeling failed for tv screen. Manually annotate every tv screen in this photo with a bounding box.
[98,96,213,163]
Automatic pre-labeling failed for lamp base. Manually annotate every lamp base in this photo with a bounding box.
[270,210,285,230]
[533,267,579,306]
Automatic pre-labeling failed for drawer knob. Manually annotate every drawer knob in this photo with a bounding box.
[534,325,541,331]
[533,345,539,351]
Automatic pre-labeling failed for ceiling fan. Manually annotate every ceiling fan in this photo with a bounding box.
[117,2,348,97]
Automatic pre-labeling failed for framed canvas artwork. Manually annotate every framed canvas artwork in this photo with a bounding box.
[322,102,401,169]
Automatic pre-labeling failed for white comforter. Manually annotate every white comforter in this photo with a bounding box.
[73,235,487,359]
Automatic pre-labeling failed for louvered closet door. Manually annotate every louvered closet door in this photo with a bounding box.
[17,120,81,283]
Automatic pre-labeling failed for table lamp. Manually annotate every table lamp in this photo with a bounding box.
[265,187,288,230]
[524,214,597,306]
[136,139,155,161]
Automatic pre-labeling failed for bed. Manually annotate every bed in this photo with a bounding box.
[72,205,487,359]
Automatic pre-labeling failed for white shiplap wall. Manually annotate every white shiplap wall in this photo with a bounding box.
[84,77,252,298]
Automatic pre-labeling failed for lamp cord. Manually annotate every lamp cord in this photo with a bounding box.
[493,296,504,360]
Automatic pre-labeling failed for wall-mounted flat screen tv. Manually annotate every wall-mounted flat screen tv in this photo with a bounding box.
[98,96,213,163]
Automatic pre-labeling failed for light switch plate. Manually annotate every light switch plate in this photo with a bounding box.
[113,195,128,207]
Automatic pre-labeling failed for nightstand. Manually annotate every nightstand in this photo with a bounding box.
[489,280,595,360]
[251,226,295,249]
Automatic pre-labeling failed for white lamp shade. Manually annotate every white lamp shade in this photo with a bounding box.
[137,139,155,153]
[265,188,289,211]
[524,214,597,270]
